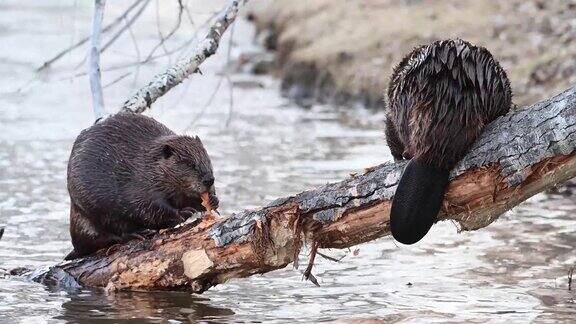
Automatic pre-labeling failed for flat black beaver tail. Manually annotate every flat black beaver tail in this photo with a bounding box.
[390,159,450,245]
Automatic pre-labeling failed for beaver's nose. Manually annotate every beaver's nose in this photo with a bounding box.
[202,176,215,187]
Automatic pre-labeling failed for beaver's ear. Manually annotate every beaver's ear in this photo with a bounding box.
[162,144,174,159]
[194,135,203,144]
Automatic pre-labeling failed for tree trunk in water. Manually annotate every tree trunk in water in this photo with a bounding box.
[34,85,576,292]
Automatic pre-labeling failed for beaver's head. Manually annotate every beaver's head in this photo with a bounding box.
[153,135,216,197]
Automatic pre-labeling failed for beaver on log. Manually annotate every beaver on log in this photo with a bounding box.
[64,112,219,260]
[385,39,512,244]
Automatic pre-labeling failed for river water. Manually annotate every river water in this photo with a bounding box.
[0,1,575,323]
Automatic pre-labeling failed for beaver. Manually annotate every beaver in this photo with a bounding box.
[64,112,219,260]
[385,39,512,244]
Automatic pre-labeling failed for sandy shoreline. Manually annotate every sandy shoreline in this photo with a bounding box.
[250,0,576,109]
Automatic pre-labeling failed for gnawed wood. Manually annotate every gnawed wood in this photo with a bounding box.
[33,85,576,293]
[182,249,213,279]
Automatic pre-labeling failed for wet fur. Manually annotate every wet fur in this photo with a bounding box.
[65,112,218,259]
[386,39,512,244]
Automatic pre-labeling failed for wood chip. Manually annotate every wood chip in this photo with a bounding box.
[201,192,213,213]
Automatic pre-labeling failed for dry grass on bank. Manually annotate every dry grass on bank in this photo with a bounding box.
[251,0,576,108]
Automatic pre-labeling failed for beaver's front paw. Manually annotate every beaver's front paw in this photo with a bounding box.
[158,212,185,229]
[178,207,200,221]
[134,228,158,238]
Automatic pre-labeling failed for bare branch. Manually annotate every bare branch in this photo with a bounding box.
[142,0,185,64]
[89,0,106,120]
[100,0,151,54]
[71,0,150,71]
[121,0,247,114]
[57,9,221,83]
[36,0,145,72]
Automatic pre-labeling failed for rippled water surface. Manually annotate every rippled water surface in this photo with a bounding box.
[0,2,575,323]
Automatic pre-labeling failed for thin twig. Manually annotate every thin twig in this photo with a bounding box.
[102,0,151,54]
[122,0,246,114]
[316,251,344,263]
[56,34,196,81]
[154,0,170,60]
[182,74,225,132]
[36,0,145,72]
[89,0,106,120]
[124,16,141,86]
[103,72,132,89]
[150,0,183,65]
[303,241,320,287]
[183,0,197,29]
[73,0,151,71]
[225,22,236,127]
[179,20,235,129]
[58,8,220,82]
[225,76,234,126]
[182,16,235,130]
[70,0,79,66]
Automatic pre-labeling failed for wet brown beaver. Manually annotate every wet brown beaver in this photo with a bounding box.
[64,112,218,260]
[385,39,512,244]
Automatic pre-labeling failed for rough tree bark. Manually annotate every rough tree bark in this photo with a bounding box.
[34,85,576,292]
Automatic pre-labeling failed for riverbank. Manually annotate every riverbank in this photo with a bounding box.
[249,0,576,109]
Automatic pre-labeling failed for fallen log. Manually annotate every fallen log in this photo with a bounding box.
[34,85,576,292]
